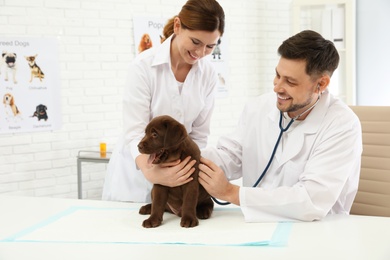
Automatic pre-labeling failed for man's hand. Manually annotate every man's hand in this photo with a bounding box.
[199,157,240,205]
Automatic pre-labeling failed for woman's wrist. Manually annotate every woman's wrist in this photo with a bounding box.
[136,154,157,183]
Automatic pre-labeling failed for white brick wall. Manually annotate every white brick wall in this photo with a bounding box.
[0,0,292,199]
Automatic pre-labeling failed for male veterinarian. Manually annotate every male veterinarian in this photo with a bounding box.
[199,30,363,222]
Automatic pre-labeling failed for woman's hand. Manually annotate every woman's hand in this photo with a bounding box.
[199,157,240,205]
[136,154,195,187]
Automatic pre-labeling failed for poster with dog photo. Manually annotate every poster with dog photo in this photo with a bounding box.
[208,31,229,98]
[133,17,167,55]
[0,37,61,134]
[132,17,229,98]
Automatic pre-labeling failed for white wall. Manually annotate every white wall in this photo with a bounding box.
[0,0,292,199]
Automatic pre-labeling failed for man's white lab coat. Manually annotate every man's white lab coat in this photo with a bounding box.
[202,90,362,222]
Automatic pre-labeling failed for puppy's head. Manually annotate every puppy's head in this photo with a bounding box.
[25,55,37,63]
[138,115,187,164]
[36,104,47,115]
[3,52,17,68]
[3,93,13,106]
[142,34,152,44]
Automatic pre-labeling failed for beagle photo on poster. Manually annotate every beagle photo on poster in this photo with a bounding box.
[3,93,22,122]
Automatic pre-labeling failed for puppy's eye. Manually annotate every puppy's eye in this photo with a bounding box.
[152,132,158,138]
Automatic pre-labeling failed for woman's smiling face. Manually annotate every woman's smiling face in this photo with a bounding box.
[173,17,221,65]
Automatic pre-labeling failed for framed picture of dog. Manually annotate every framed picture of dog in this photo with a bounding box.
[0,37,62,134]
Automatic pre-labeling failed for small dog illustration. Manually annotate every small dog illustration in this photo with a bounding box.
[31,104,48,121]
[218,73,226,86]
[1,51,18,84]
[138,33,153,53]
[25,54,44,82]
[212,39,222,60]
[3,93,21,121]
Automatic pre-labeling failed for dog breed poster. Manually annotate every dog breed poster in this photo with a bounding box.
[0,37,61,134]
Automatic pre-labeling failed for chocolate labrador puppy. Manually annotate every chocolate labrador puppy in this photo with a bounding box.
[138,115,214,228]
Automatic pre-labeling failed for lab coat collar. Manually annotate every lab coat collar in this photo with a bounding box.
[299,89,330,134]
[151,35,172,67]
[151,34,202,74]
[267,89,330,134]
[268,89,331,166]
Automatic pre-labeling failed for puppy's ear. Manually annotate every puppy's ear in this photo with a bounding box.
[9,96,14,106]
[163,119,187,148]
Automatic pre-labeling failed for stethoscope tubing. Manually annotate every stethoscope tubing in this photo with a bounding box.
[212,111,294,206]
[212,93,321,206]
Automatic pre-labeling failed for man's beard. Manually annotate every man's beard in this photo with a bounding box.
[278,94,314,114]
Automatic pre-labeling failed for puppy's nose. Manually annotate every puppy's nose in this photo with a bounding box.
[138,143,144,150]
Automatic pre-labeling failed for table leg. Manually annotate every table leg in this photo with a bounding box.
[77,159,82,199]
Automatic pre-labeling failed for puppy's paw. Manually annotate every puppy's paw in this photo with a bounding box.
[180,215,198,228]
[142,216,162,228]
[196,207,213,219]
[196,203,214,219]
[139,203,152,215]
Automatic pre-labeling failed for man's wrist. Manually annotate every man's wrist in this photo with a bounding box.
[223,184,240,206]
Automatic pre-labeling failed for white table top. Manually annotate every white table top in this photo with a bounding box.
[0,195,389,260]
[77,150,111,160]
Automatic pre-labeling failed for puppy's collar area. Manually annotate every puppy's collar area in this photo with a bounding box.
[148,134,188,164]
[163,134,188,150]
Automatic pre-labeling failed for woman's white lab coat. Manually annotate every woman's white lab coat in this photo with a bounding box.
[102,35,217,202]
[202,90,362,222]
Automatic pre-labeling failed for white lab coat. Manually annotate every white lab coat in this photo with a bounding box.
[202,90,362,222]
[102,35,218,202]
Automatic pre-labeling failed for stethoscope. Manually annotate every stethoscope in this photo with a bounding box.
[212,87,322,206]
